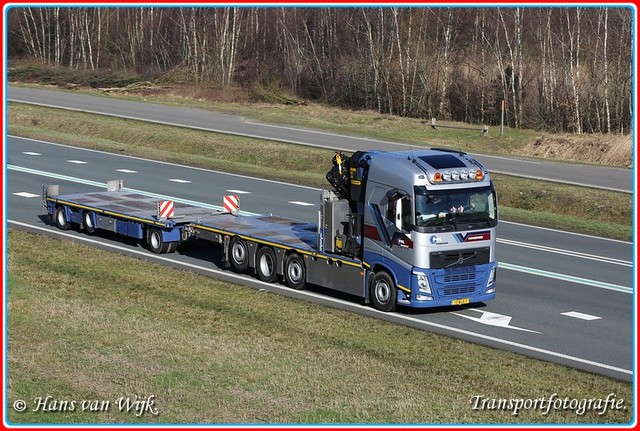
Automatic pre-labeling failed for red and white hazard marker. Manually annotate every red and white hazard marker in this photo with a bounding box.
[158,200,175,218]
[223,195,240,214]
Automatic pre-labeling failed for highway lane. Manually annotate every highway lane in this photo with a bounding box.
[8,136,633,289]
[6,136,634,381]
[8,85,633,194]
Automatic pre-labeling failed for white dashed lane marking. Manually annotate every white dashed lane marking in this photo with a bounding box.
[116,169,138,174]
[22,151,42,156]
[226,189,251,194]
[168,179,192,184]
[289,201,315,206]
[13,192,40,198]
[67,160,88,164]
[561,311,602,321]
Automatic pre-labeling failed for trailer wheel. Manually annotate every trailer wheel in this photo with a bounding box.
[54,206,71,230]
[83,211,96,234]
[148,228,170,254]
[167,241,179,254]
[284,253,306,290]
[370,271,397,312]
[256,247,278,283]
[229,237,249,272]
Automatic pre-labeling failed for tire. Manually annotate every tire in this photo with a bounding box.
[54,206,71,230]
[370,271,397,312]
[256,247,278,283]
[167,241,179,254]
[284,253,306,290]
[83,211,96,234]
[148,228,170,254]
[229,237,249,272]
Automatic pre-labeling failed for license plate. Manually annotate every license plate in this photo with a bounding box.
[451,298,470,306]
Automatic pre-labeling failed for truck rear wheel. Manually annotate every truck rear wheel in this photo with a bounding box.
[54,206,71,230]
[370,271,397,312]
[148,228,171,254]
[284,253,306,290]
[229,237,249,272]
[256,247,278,283]
[83,211,96,234]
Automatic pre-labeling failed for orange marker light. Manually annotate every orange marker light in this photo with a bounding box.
[434,172,442,182]
[475,170,484,180]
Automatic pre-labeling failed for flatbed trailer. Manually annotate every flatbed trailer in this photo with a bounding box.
[43,148,499,312]
[43,181,366,298]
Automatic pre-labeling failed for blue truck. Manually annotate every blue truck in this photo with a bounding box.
[43,148,498,312]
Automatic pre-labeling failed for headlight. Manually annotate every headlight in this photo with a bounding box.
[487,267,496,287]
[414,272,431,294]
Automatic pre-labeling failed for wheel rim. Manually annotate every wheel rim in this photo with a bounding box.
[259,253,274,277]
[150,232,161,250]
[374,280,391,304]
[287,260,303,283]
[84,213,93,228]
[232,242,246,264]
[57,209,66,226]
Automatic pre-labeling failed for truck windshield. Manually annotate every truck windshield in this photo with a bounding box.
[414,185,497,231]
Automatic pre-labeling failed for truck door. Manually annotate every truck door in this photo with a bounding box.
[384,190,414,262]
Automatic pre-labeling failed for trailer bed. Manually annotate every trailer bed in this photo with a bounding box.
[47,189,320,252]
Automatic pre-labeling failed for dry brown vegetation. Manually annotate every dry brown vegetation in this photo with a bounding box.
[521,133,633,167]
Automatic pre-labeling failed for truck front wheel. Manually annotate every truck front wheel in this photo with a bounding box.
[370,271,397,312]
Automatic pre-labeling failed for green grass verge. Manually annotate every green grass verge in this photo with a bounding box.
[7,229,633,424]
[8,102,632,241]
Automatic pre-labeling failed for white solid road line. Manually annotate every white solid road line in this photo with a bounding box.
[7,219,632,378]
[498,238,632,267]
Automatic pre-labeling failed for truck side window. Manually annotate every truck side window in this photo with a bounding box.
[386,194,412,233]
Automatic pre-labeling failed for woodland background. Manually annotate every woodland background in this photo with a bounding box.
[6,7,634,134]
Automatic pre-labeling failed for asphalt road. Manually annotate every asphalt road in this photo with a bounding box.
[7,136,634,381]
[7,85,633,194]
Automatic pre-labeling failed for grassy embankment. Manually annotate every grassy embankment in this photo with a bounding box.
[7,229,633,424]
[8,102,632,241]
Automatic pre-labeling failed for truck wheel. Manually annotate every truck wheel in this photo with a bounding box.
[370,271,397,312]
[83,211,96,234]
[229,237,249,272]
[284,253,306,290]
[256,247,278,283]
[54,206,71,230]
[148,228,170,254]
